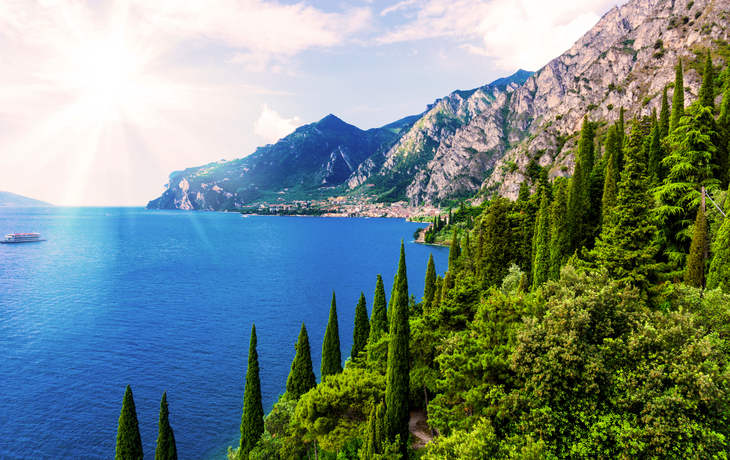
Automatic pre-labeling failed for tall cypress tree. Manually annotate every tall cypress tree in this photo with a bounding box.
[359,401,386,460]
[116,385,143,460]
[387,273,398,324]
[718,74,730,188]
[577,115,596,184]
[685,204,708,288]
[480,198,516,287]
[422,254,437,314]
[548,178,569,280]
[602,149,619,226]
[699,52,715,110]
[155,391,177,460]
[660,85,671,139]
[369,274,388,344]
[567,159,585,253]
[351,292,370,361]
[239,324,264,460]
[593,120,658,292]
[286,323,316,400]
[532,191,550,289]
[707,217,730,293]
[448,229,460,273]
[647,119,663,184]
[321,292,343,377]
[384,241,410,458]
[670,59,685,133]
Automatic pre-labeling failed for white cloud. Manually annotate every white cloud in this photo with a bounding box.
[377,0,620,71]
[254,104,302,143]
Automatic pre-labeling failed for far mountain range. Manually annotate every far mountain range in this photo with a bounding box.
[148,0,729,211]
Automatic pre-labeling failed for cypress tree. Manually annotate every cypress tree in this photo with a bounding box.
[577,116,596,183]
[387,273,398,324]
[707,217,730,293]
[602,149,618,226]
[548,178,569,280]
[518,180,530,201]
[116,385,143,460]
[360,401,386,460]
[441,270,452,303]
[670,59,685,133]
[432,275,443,312]
[593,120,658,292]
[647,120,663,184]
[369,274,388,342]
[685,205,708,288]
[532,191,550,289]
[618,106,626,171]
[321,292,343,378]
[660,85,670,138]
[720,72,730,132]
[699,52,715,110]
[384,241,410,458]
[155,391,177,460]
[448,229,460,273]
[286,323,316,400]
[422,254,437,314]
[480,198,516,287]
[351,292,370,361]
[719,74,730,188]
[239,324,264,460]
[567,159,585,253]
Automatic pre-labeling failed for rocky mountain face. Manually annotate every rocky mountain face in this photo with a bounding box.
[479,0,729,200]
[146,114,416,210]
[148,0,728,210]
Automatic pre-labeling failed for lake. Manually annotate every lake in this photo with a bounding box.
[0,207,448,460]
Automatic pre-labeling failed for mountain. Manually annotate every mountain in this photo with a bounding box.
[147,114,417,210]
[0,191,54,207]
[148,0,728,210]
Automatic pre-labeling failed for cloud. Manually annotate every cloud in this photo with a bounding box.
[254,104,303,143]
[377,0,619,70]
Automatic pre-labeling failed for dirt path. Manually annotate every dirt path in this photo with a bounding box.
[409,409,435,449]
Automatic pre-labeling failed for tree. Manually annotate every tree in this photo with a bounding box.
[155,391,178,460]
[286,323,317,400]
[479,198,516,287]
[602,146,618,226]
[360,401,387,460]
[707,217,730,292]
[655,104,718,269]
[670,59,685,133]
[370,274,388,341]
[423,254,437,314]
[699,52,715,110]
[685,204,708,288]
[548,178,569,281]
[647,120,664,184]
[448,229,460,273]
[532,191,550,289]
[384,241,410,457]
[321,292,343,378]
[660,85,670,138]
[593,120,658,293]
[577,115,596,186]
[116,385,144,460]
[239,324,264,460]
[351,292,370,361]
[567,159,585,253]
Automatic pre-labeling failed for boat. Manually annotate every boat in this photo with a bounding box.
[1,233,46,244]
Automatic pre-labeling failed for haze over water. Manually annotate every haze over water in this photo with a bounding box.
[0,207,448,460]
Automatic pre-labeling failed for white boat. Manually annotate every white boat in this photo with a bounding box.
[1,233,46,243]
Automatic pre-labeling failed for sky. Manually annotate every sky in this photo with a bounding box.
[0,0,626,206]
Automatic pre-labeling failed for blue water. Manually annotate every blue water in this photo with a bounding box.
[0,207,448,460]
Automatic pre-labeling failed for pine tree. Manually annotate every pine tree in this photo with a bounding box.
[532,191,550,289]
[548,178,569,280]
[670,59,685,133]
[685,203,708,288]
[707,217,730,293]
[593,120,658,292]
[286,323,317,400]
[369,274,388,342]
[385,241,410,458]
[321,292,343,378]
[699,52,715,110]
[351,292,370,361]
[660,85,671,139]
[155,391,177,460]
[116,385,144,460]
[239,325,264,460]
[422,254,437,314]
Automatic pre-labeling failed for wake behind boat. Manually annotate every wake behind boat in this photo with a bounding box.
[1,233,46,243]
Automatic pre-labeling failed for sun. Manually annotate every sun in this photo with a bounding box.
[73,35,137,102]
